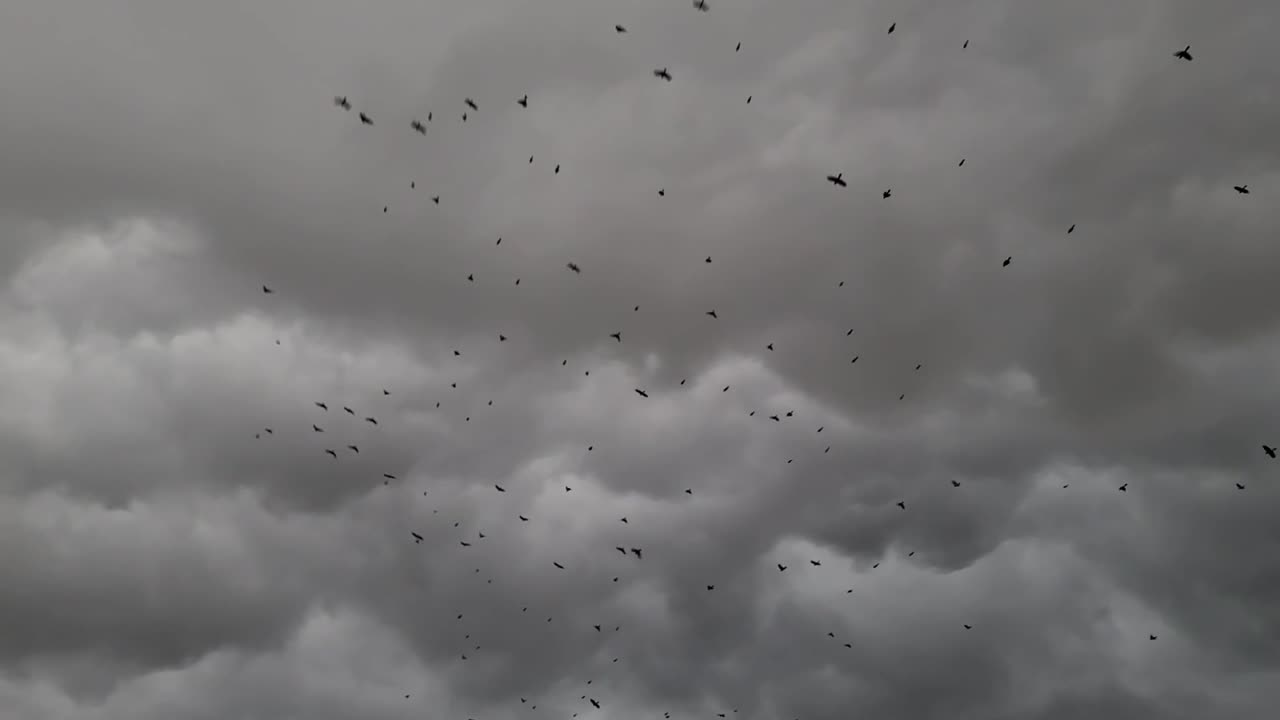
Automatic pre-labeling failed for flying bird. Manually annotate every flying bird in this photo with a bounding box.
[411,120,426,134]
[615,24,627,33]
[567,262,582,273]
[1233,184,1250,194]
[518,94,528,107]
[635,389,649,398]
[630,548,642,559]
[693,0,709,12]
[610,332,622,342]
[1263,445,1276,458]
[262,285,274,294]
[882,188,892,199]
[325,449,337,458]
[1003,256,1012,267]
[654,67,672,81]
[826,173,847,187]
[465,98,478,111]
[887,22,896,34]
[1173,45,1193,61]
[334,96,351,110]
[411,532,423,544]
[495,484,506,492]
[359,112,373,125]
[736,42,741,51]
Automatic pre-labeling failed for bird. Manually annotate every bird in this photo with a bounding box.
[324,449,337,458]
[1068,224,1076,233]
[654,68,672,81]
[554,562,565,569]
[567,262,582,274]
[887,22,896,34]
[1263,445,1276,458]
[615,24,627,33]
[610,332,622,342]
[736,42,741,51]
[411,120,426,134]
[346,445,358,454]
[518,94,528,107]
[411,532,423,544]
[383,474,397,480]
[334,96,351,110]
[693,0,709,12]
[315,401,329,410]
[778,564,787,571]
[312,424,324,432]
[963,40,969,49]
[810,560,821,567]
[826,173,847,187]
[1173,45,1193,61]
[365,417,378,425]
[959,158,966,166]
[882,188,892,199]
[706,310,718,318]
[262,285,274,294]
[465,98,478,111]
[432,195,440,204]
[635,389,649,398]
[1234,184,1250,194]
[1002,256,1012,267]
[358,112,373,125]
[519,515,529,521]
[495,484,506,492]
[616,546,627,555]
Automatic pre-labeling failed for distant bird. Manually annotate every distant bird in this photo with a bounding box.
[778,564,787,571]
[383,389,390,395]
[518,94,528,107]
[554,164,560,174]
[952,480,961,487]
[1119,483,1128,492]
[1173,45,1193,61]
[706,310,718,318]
[383,473,397,480]
[325,449,337,458]
[465,98,478,111]
[334,96,351,110]
[635,389,650,398]
[359,112,374,125]
[610,332,622,342]
[887,22,896,34]
[963,40,969,49]
[693,0,709,12]
[630,548,642,559]
[495,484,506,492]
[411,120,426,134]
[658,188,665,196]
[810,560,821,566]
[1068,224,1075,233]
[826,173,847,187]
[736,42,741,52]
[1002,256,1012,267]
[262,285,274,294]
[554,562,565,569]
[1263,444,1276,458]
[882,188,892,199]
[897,501,906,509]
[347,445,358,454]
[461,541,472,547]
[963,624,972,629]
[365,417,378,425]
[432,195,440,204]
[654,67,672,81]
[615,24,627,33]
[411,532,423,544]
[312,424,324,432]
[567,262,582,274]
[590,700,601,709]
[1234,184,1250,194]
[519,515,529,521]
[959,158,966,166]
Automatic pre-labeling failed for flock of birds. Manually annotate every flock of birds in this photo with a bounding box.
[247,3,1265,714]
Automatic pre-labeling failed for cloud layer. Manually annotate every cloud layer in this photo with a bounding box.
[2,1,1279,718]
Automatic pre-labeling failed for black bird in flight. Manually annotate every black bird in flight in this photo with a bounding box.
[959,158,966,166]
[1068,224,1076,233]
[383,473,397,480]
[312,424,324,432]
[1263,445,1276,458]
[630,548,642,559]
[610,332,622,342]
[365,416,378,425]
[654,67,672,81]
[693,0,709,12]
[461,541,472,547]
[963,40,969,49]
[519,515,529,521]
[1002,256,1012,267]
[334,96,351,110]
[262,285,274,294]
[411,120,426,134]
[778,564,787,571]
[465,98,478,111]
[810,560,821,566]
[887,22,896,34]
[615,24,627,33]
[343,406,354,415]
[882,188,892,199]
[325,449,337,458]
[635,389,650,398]
[359,112,374,125]
[1233,184,1250,194]
[347,445,358,454]
[897,501,906,509]
[518,94,528,107]
[705,310,718,318]
[411,532,423,544]
[567,262,582,273]
[1173,45,1193,61]
[495,484,506,492]
[590,699,601,709]
[826,173,847,187]
[736,42,741,52]
[616,546,627,555]
[554,562,565,569]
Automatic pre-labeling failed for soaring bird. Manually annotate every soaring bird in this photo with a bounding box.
[359,112,374,125]
[826,173,847,187]
[654,67,672,81]
[262,285,274,294]
[635,389,650,398]
[1173,45,1193,61]
[495,484,506,492]
[518,94,528,107]
[610,332,622,342]
[705,310,718,318]
[334,96,351,110]
[887,22,896,34]
[1264,445,1276,458]
[567,262,582,274]
[411,532,423,544]
[693,0,709,12]
[314,401,328,411]
[324,449,337,458]
[465,98,478,111]
[615,24,627,33]
[882,188,892,199]
[1234,184,1250,194]
[1002,256,1012,267]
[411,120,426,134]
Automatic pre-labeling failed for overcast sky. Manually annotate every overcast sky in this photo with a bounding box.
[1,1,1279,718]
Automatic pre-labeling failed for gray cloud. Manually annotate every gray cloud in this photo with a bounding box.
[2,0,1280,718]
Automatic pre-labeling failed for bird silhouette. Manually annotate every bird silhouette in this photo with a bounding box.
[1173,45,1193,61]
[359,112,373,125]
[333,96,351,110]
[826,173,847,187]
[1234,184,1250,194]
[518,94,528,107]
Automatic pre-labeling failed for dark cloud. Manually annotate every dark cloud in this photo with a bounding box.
[1,0,1279,718]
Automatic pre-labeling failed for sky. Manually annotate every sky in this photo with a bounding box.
[0,0,1278,718]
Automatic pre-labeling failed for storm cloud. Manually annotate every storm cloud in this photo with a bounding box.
[1,0,1279,718]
